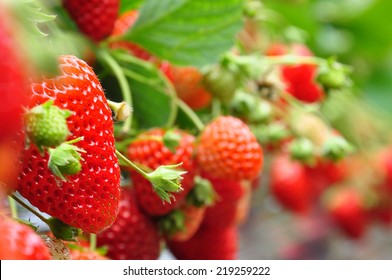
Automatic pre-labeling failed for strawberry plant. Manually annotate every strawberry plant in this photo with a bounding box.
[1,0,392,260]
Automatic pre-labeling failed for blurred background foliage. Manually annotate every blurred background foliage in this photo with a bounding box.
[262,0,392,117]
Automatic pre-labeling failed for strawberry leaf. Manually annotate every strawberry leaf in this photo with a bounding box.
[120,0,145,14]
[124,0,245,67]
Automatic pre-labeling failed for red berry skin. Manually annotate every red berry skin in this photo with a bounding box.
[270,154,312,215]
[110,10,154,61]
[171,66,212,110]
[305,159,348,199]
[97,188,161,260]
[266,43,324,103]
[197,116,263,181]
[168,204,206,242]
[201,175,244,229]
[0,6,27,141]
[18,55,121,234]
[127,128,195,216]
[0,216,51,260]
[167,226,238,260]
[327,188,368,239]
[64,0,119,42]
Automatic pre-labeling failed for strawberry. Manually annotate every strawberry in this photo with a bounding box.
[266,43,324,103]
[171,66,212,110]
[97,188,161,260]
[63,0,119,42]
[70,248,108,260]
[127,128,195,216]
[196,116,263,181]
[0,216,51,260]
[167,226,238,260]
[161,204,206,242]
[270,154,312,214]
[0,132,24,194]
[326,188,368,239]
[18,55,121,234]
[305,159,348,199]
[0,5,27,141]
[110,10,154,61]
[160,176,215,242]
[201,175,244,229]
[67,241,109,260]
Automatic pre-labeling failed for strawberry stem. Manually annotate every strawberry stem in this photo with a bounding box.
[115,150,150,180]
[177,99,205,131]
[7,196,18,219]
[90,233,97,251]
[97,48,133,136]
[10,193,48,223]
[112,51,179,129]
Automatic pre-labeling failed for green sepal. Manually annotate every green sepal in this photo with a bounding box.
[186,176,216,208]
[322,135,355,162]
[46,217,80,242]
[163,130,182,153]
[146,163,187,203]
[48,138,85,181]
[158,209,186,237]
[289,138,316,165]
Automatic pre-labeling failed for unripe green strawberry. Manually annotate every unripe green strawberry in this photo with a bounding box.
[25,100,72,151]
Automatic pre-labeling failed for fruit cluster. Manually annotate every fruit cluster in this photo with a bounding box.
[1,0,390,260]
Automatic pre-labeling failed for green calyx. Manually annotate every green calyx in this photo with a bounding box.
[48,138,86,181]
[186,176,216,208]
[158,209,186,237]
[25,100,73,152]
[163,130,182,153]
[289,138,316,165]
[146,163,187,203]
[322,135,355,162]
[317,58,352,91]
[46,217,80,242]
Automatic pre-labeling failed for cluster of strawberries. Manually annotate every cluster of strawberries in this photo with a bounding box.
[1,0,391,261]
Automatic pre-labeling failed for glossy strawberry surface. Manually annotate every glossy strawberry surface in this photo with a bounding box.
[64,0,119,42]
[196,116,263,181]
[18,55,121,233]
[97,188,161,260]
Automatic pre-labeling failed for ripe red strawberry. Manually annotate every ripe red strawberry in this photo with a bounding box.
[201,175,244,229]
[127,128,195,216]
[0,216,51,260]
[161,204,207,242]
[110,10,154,61]
[167,226,238,260]
[0,5,27,141]
[305,159,348,199]
[18,55,121,234]
[97,188,161,260]
[196,116,263,181]
[64,0,119,42]
[270,154,312,214]
[68,240,109,260]
[327,188,368,239]
[0,133,24,194]
[171,66,212,110]
[70,249,108,260]
[266,43,324,103]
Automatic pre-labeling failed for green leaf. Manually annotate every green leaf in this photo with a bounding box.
[120,0,145,14]
[109,51,175,129]
[125,0,245,67]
